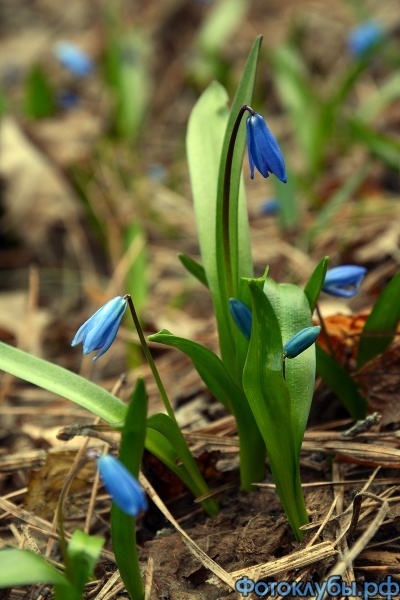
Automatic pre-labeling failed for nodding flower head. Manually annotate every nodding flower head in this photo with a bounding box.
[246,113,287,183]
[71,296,127,361]
[283,326,321,359]
[322,265,367,298]
[97,454,147,517]
[229,298,252,340]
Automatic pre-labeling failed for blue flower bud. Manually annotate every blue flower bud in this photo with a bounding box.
[348,21,384,58]
[322,265,367,298]
[229,298,252,340]
[54,42,94,77]
[260,198,280,216]
[246,113,287,183]
[283,326,321,359]
[97,455,147,517]
[71,296,127,361]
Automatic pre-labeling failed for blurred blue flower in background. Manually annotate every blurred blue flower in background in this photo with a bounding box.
[71,296,127,361]
[246,113,287,183]
[260,198,280,216]
[97,455,147,517]
[283,326,321,359]
[323,265,367,298]
[54,42,94,77]
[348,21,384,57]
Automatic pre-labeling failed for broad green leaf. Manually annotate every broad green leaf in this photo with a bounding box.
[187,36,260,375]
[356,72,400,122]
[148,330,265,490]
[0,549,67,588]
[304,257,329,311]
[67,530,104,595]
[0,343,127,426]
[111,378,147,600]
[316,345,367,420]
[243,281,308,540]
[178,254,208,288]
[357,272,400,369]
[147,413,219,515]
[145,428,194,490]
[264,278,315,464]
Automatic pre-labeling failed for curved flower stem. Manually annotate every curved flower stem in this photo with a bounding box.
[124,294,177,424]
[222,104,254,298]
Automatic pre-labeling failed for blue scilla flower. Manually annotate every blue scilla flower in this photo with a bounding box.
[283,326,321,359]
[54,42,94,77]
[348,21,384,57]
[246,113,287,183]
[97,455,147,517]
[71,296,127,361]
[260,198,280,216]
[229,298,252,340]
[322,265,367,298]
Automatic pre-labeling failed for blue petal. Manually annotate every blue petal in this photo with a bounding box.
[229,299,252,340]
[283,326,320,359]
[323,266,366,298]
[348,21,384,57]
[246,114,287,183]
[97,455,147,517]
[71,296,127,359]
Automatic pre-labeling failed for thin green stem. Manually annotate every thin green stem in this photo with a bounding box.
[222,104,253,298]
[124,295,177,423]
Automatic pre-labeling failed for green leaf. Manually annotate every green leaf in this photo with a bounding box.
[178,254,208,288]
[124,223,148,315]
[357,272,400,369]
[187,36,260,375]
[243,281,308,540]
[0,343,127,426]
[0,549,67,588]
[25,65,55,119]
[264,278,315,463]
[196,0,248,56]
[147,413,219,515]
[67,531,104,595]
[316,345,367,420]
[111,378,147,600]
[304,257,329,311]
[148,329,265,490]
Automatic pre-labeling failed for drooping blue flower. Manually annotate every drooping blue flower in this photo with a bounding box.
[283,326,321,359]
[322,265,367,298]
[71,296,127,361]
[246,113,287,183]
[54,42,94,77]
[97,455,147,517]
[229,298,252,340]
[348,21,384,58]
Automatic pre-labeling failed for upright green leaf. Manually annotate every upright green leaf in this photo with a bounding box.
[111,378,147,600]
[304,257,329,311]
[67,531,104,596]
[357,272,400,368]
[243,281,308,540]
[264,278,315,464]
[316,345,367,420]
